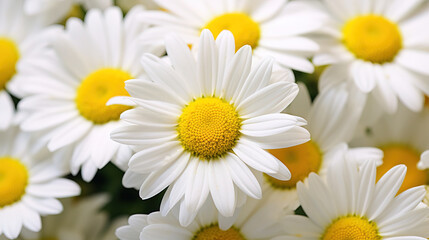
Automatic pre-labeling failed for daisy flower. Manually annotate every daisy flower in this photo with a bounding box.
[308,0,429,113]
[111,30,310,225]
[16,6,163,181]
[24,0,113,24]
[116,197,293,240]
[262,83,382,209]
[139,0,326,73]
[353,103,429,194]
[19,194,126,240]
[0,0,60,130]
[0,127,81,239]
[277,157,429,239]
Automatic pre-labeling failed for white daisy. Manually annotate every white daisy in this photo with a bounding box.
[16,6,163,181]
[111,30,310,225]
[262,83,382,209]
[19,194,126,240]
[307,0,429,113]
[139,0,326,73]
[0,127,81,239]
[0,0,60,130]
[116,196,293,240]
[24,0,113,24]
[353,103,429,194]
[276,156,429,239]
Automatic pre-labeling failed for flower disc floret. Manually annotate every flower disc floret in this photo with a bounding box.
[75,68,132,124]
[378,144,427,193]
[177,97,241,160]
[342,15,402,63]
[193,224,245,240]
[204,12,261,51]
[322,216,381,240]
[266,140,322,189]
[0,157,29,208]
[0,38,20,90]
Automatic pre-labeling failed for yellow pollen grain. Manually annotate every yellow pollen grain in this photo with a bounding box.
[377,144,427,194]
[177,97,241,160]
[193,224,245,240]
[265,140,322,189]
[0,157,29,208]
[75,68,133,125]
[0,38,20,91]
[204,12,261,51]
[322,216,381,240]
[342,15,402,63]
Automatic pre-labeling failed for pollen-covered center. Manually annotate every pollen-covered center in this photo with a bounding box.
[265,140,322,189]
[177,97,241,160]
[322,216,381,240]
[75,68,132,124]
[342,15,402,63]
[377,144,427,194]
[0,38,20,91]
[193,224,245,240]
[204,12,261,51]
[0,157,29,208]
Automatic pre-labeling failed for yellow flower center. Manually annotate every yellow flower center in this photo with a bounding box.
[177,97,241,160]
[342,15,402,63]
[265,140,322,189]
[193,224,245,240]
[377,144,427,194]
[0,38,20,90]
[322,216,381,240]
[39,238,58,240]
[204,13,261,52]
[75,68,133,124]
[0,157,29,208]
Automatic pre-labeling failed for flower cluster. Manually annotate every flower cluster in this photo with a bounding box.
[1,0,429,239]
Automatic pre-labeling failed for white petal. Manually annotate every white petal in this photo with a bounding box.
[387,64,424,112]
[27,179,81,198]
[139,151,190,199]
[225,153,261,199]
[418,150,429,169]
[251,0,285,22]
[367,165,407,220]
[396,49,429,76]
[141,54,192,102]
[214,30,235,97]
[21,196,63,215]
[197,29,218,97]
[183,158,210,219]
[208,160,236,217]
[245,126,310,149]
[128,142,182,174]
[351,60,376,93]
[233,139,279,174]
[233,57,274,105]
[47,118,92,152]
[222,45,253,102]
[241,113,305,137]
[237,82,298,119]
[165,34,199,97]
